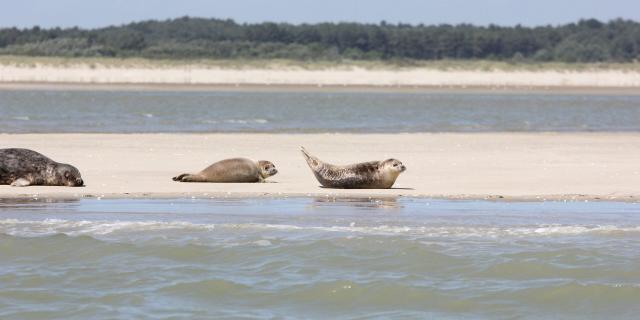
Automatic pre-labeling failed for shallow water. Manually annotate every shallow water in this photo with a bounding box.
[1,197,639,319]
[1,90,640,133]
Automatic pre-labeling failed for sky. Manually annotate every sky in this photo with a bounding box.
[1,0,639,29]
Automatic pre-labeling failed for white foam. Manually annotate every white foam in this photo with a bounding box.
[204,119,268,124]
[224,119,269,124]
[0,219,215,237]
[230,223,640,237]
[1,219,639,239]
[254,239,272,246]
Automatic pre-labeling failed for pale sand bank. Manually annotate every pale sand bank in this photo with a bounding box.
[1,133,639,201]
[1,64,640,88]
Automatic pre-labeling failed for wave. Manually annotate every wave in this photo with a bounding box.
[2,219,639,239]
[202,119,269,125]
[0,219,216,237]
[224,119,269,124]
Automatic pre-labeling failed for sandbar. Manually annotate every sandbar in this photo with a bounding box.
[1,133,638,201]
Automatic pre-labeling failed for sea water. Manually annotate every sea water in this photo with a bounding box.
[1,89,640,133]
[1,197,639,319]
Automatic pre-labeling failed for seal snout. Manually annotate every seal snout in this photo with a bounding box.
[69,177,84,187]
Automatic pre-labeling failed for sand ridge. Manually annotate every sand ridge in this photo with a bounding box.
[1,133,639,201]
[1,64,640,88]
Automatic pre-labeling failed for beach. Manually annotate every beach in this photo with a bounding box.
[1,133,638,201]
[1,61,640,89]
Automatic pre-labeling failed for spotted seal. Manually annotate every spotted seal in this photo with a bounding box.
[0,148,84,187]
[301,147,406,189]
[173,158,277,183]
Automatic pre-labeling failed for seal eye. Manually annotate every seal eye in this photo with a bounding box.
[393,163,398,167]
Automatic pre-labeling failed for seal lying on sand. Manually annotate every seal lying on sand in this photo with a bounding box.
[173,158,278,183]
[301,147,406,189]
[0,148,84,187]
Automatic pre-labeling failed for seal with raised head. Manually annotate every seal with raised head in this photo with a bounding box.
[0,148,84,187]
[173,158,277,183]
[301,147,406,189]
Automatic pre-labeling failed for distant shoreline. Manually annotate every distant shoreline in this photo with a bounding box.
[3,82,640,95]
[1,57,639,90]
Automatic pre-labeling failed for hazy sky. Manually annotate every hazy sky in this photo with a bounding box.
[2,0,639,29]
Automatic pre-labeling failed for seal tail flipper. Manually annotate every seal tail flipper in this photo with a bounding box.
[173,173,191,181]
[10,178,31,187]
[176,174,208,183]
[300,146,321,168]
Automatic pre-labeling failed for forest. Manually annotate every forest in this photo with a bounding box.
[0,17,638,62]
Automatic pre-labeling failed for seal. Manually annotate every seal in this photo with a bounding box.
[301,146,406,189]
[0,148,84,187]
[173,158,278,183]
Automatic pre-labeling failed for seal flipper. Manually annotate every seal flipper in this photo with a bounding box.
[301,146,323,169]
[11,178,31,187]
[172,173,189,181]
[177,174,207,183]
[301,147,350,187]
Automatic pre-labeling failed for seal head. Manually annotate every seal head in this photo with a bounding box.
[258,160,278,179]
[52,163,84,187]
[380,158,406,174]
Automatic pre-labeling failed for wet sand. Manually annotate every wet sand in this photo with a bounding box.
[1,133,639,201]
[3,82,640,95]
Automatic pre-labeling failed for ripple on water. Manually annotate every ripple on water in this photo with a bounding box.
[1,198,640,319]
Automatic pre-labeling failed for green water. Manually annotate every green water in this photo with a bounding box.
[1,198,639,319]
[2,90,640,133]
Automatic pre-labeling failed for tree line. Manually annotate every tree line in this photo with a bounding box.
[0,17,638,62]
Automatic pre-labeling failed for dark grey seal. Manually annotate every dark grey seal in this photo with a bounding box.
[0,148,84,187]
[301,146,406,189]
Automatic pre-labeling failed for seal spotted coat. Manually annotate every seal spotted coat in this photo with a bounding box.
[301,146,406,189]
[0,148,84,187]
